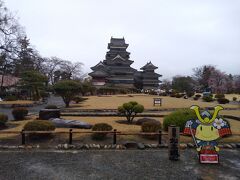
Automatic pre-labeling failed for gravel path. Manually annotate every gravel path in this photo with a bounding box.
[0,149,239,180]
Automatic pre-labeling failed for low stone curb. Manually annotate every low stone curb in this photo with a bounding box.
[0,143,239,150]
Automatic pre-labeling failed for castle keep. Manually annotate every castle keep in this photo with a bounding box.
[89,37,161,90]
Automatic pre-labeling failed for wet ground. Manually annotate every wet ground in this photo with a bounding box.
[0,95,64,120]
[0,149,239,180]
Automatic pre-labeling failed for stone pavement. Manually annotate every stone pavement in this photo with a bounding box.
[0,149,239,180]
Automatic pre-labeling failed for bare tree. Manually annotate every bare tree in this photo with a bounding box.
[43,57,65,84]
[60,61,83,80]
[0,0,24,90]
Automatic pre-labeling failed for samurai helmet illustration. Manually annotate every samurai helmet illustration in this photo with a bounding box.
[190,105,223,124]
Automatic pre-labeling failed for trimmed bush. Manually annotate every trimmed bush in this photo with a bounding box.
[118,101,144,123]
[175,93,184,98]
[45,105,58,109]
[0,114,8,127]
[12,107,28,120]
[91,123,113,140]
[141,121,161,139]
[233,97,237,101]
[215,94,225,99]
[159,92,167,96]
[24,120,55,139]
[163,109,197,132]
[202,96,213,102]
[136,118,160,125]
[217,98,230,104]
[4,95,17,101]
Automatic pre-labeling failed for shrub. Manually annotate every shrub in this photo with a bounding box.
[73,96,88,104]
[215,94,225,99]
[118,101,144,123]
[91,123,113,140]
[141,121,162,139]
[45,105,58,109]
[160,92,167,96]
[202,96,213,102]
[12,107,28,120]
[24,120,55,139]
[217,98,230,104]
[175,93,184,98]
[163,109,197,132]
[0,114,8,127]
[136,118,160,125]
[4,95,17,101]
[233,97,237,101]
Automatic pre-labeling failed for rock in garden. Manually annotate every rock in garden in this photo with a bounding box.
[179,143,187,149]
[145,144,151,148]
[137,143,145,150]
[63,144,69,149]
[187,143,194,148]
[49,118,92,129]
[230,143,237,148]
[124,141,138,149]
[136,118,160,125]
[39,109,60,120]
[151,144,158,148]
[83,144,89,149]
[223,144,232,149]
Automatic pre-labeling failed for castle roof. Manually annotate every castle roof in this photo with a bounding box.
[88,70,108,77]
[108,37,128,49]
[90,61,105,70]
[140,61,158,70]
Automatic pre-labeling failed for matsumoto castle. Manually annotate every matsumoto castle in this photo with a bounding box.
[89,37,162,90]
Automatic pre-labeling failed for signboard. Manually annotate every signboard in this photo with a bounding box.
[153,98,162,106]
[183,105,232,164]
[199,154,219,164]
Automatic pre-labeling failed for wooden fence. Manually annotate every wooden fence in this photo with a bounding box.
[0,129,239,146]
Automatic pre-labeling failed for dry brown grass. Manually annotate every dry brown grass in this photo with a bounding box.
[68,94,239,110]
[0,100,33,105]
[0,115,239,143]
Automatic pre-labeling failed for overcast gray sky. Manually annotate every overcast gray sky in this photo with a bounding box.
[6,0,240,79]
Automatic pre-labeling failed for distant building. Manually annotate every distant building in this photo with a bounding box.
[89,37,162,90]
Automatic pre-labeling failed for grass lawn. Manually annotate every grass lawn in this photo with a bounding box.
[0,100,33,105]
[68,94,239,110]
